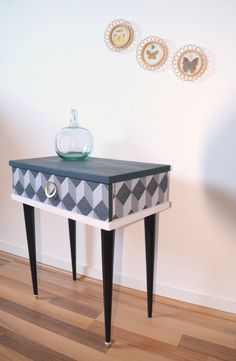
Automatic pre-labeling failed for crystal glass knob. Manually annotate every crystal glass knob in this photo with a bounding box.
[55,109,93,160]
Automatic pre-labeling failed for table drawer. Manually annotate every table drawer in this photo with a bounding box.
[11,167,110,221]
[11,167,169,222]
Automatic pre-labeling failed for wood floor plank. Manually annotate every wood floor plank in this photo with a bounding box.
[104,342,175,361]
[0,262,130,316]
[0,272,101,311]
[155,302,236,336]
[155,296,236,323]
[0,252,236,361]
[224,324,236,336]
[0,326,75,361]
[0,298,104,352]
[155,317,236,348]
[2,251,236,321]
[96,301,183,345]
[87,320,207,361]
[0,311,113,361]
[0,258,10,266]
[0,284,94,329]
[0,345,33,361]
[179,335,236,361]
[96,300,236,348]
[91,285,236,339]
[1,261,87,292]
[0,275,53,299]
[49,296,101,318]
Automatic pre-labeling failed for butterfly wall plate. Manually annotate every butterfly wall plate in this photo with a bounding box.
[104,19,135,52]
[173,44,208,81]
[136,36,168,71]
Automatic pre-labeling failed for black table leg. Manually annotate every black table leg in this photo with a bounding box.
[23,204,38,298]
[68,219,76,281]
[144,213,156,318]
[101,229,115,348]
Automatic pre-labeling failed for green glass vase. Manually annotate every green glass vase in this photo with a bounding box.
[55,109,93,160]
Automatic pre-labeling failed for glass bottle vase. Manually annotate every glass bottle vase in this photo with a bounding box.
[55,109,93,160]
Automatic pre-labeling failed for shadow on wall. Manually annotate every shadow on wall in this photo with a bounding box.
[0,113,26,251]
[0,111,44,256]
[202,106,236,229]
[0,115,18,221]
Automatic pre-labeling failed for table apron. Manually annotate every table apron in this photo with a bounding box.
[11,194,171,231]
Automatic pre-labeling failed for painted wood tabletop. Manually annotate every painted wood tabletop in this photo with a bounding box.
[9,156,171,183]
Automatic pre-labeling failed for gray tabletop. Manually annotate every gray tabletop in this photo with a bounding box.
[9,156,171,184]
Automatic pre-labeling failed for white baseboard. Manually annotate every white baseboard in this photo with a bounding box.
[1,241,235,314]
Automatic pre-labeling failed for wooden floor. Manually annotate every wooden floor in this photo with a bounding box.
[0,252,236,361]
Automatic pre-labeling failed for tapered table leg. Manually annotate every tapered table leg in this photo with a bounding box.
[101,229,115,348]
[23,204,38,297]
[68,219,76,281]
[144,213,157,318]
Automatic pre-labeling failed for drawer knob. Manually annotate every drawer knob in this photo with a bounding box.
[45,181,57,199]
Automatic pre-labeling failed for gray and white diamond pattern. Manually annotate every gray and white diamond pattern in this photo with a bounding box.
[12,168,169,222]
[12,168,109,221]
[113,172,169,219]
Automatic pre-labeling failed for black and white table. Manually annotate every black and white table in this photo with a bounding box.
[9,156,171,348]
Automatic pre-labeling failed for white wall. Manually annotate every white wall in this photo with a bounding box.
[0,0,236,313]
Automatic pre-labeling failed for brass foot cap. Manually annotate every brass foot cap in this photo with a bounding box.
[33,295,38,299]
[105,342,111,349]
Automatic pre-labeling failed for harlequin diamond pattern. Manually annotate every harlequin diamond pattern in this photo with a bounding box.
[159,173,168,193]
[113,172,169,219]
[15,180,24,195]
[133,180,145,200]
[63,193,76,211]
[94,201,109,221]
[147,177,158,196]
[116,183,130,205]
[25,183,35,198]
[12,168,169,222]
[12,168,109,221]
[77,196,93,215]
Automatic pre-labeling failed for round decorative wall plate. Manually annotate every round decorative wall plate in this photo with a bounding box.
[104,19,134,52]
[136,36,168,71]
[172,44,208,81]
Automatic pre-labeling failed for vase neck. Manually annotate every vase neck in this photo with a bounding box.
[69,109,79,128]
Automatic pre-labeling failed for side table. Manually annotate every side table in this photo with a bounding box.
[9,156,171,348]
